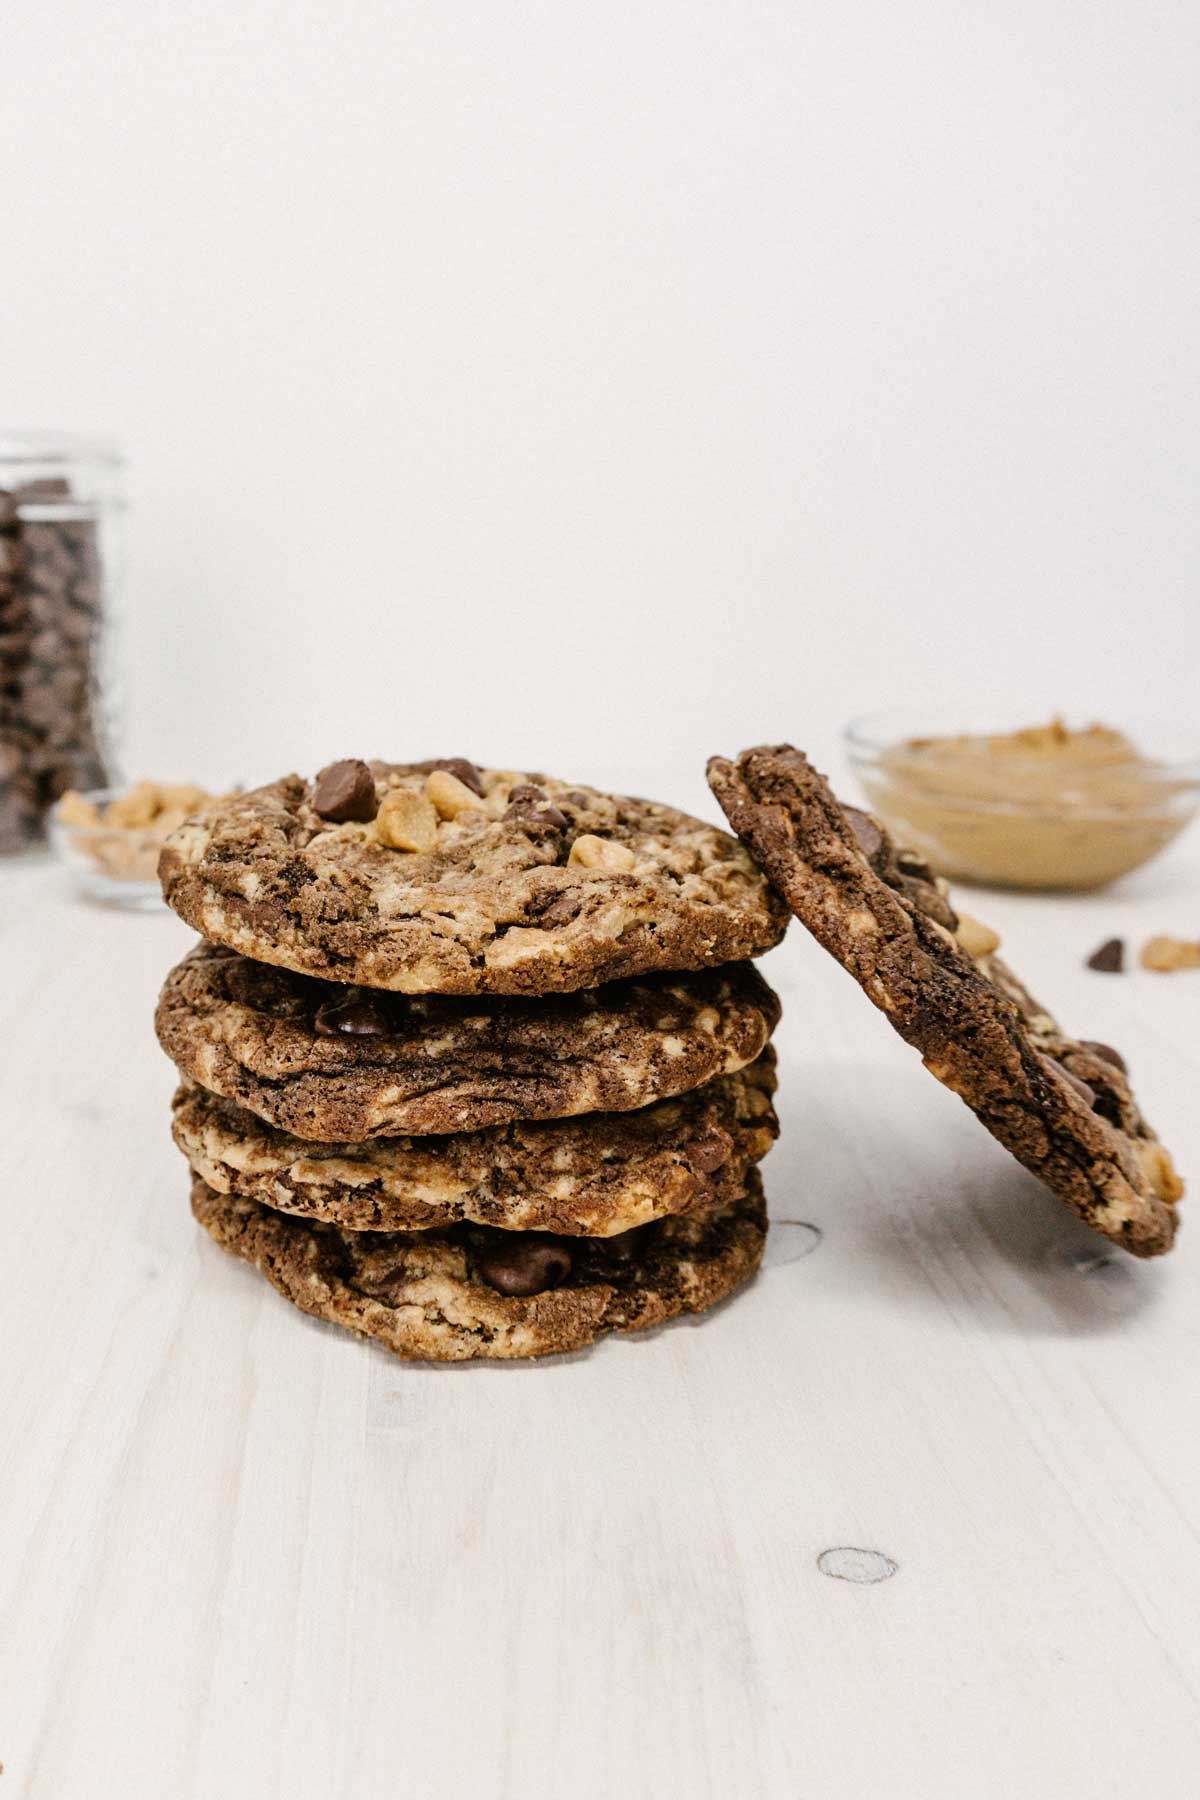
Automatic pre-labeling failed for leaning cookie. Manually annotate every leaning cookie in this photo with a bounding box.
[156,941,781,1140]
[158,758,787,996]
[172,1052,777,1236]
[191,1169,768,1361]
[708,743,1182,1257]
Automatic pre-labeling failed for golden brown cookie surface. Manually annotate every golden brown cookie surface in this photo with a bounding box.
[159,760,787,996]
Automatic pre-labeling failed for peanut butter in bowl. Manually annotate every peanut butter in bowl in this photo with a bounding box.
[846,713,1200,891]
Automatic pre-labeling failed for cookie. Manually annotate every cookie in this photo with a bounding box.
[172,1050,778,1235]
[156,940,782,1140]
[708,743,1182,1257]
[158,759,787,995]
[191,1167,767,1361]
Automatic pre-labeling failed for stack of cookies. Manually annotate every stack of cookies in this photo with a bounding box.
[155,757,788,1360]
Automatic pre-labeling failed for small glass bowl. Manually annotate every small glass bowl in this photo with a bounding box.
[49,787,172,909]
[845,709,1200,891]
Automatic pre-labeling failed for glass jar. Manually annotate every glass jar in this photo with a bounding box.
[0,433,124,852]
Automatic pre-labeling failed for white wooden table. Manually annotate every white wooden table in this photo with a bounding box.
[3,842,1199,1799]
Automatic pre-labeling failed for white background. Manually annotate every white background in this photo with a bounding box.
[2,0,1199,805]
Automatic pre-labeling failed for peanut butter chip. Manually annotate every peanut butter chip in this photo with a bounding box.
[57,789,100,827]
[60,777,221,882]
[1141,935,1200,972]
[955,913,1001,960]
[1140,1139,1184,1202]
[425,768,484,819]
[106,779,160,828]
[375,789,438,853]
[568,834,636,873]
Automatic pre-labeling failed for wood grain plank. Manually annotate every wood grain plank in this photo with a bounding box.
[2,852,1199,1800]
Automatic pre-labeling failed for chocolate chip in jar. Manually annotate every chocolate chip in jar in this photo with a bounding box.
[0,441,121,851]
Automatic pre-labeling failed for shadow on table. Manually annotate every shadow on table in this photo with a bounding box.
[774,1062,1168,1340]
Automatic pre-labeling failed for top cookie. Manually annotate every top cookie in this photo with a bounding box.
[708,743,1183,1257]
[159,758,787,995]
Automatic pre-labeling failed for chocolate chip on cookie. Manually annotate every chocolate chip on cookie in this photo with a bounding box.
[505,784,569,831]
[1043,1055,1097,1110]
[475,1235,574,1296]
[428,757,484,796]
[314,994,392,1037]
[686,1128,733,1173]
[843,806,885,862]
[534,891,584,928]
[312,758,378,823]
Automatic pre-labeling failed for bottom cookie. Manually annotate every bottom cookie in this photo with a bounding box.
[191,1170,767,1361]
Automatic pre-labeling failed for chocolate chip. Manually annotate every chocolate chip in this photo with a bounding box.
[505,785,568,831]
[598,1222,649,1264]
[1086,937,1125,974]
[843,805,884,861]
[1043,1055,1096,1109]
[312,759,378,823]
[429,757,483,796]
[686,1129,731,1174]
[1080,1039,1128,1075]
[0,483,112,846]
[15,476,71,500]
[314,995,391,1037]
[902,875,957,930]
[475,1235,574,1297]
[536,891,584,927]
[896,847,935,883]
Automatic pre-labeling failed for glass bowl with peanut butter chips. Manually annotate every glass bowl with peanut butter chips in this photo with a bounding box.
[845,710,1200,891]
[708,743,1183,1257]
[51,780,230,909]
[157,757,788,995]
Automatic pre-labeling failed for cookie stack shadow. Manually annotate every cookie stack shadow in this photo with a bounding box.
[154,757,788,1361]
